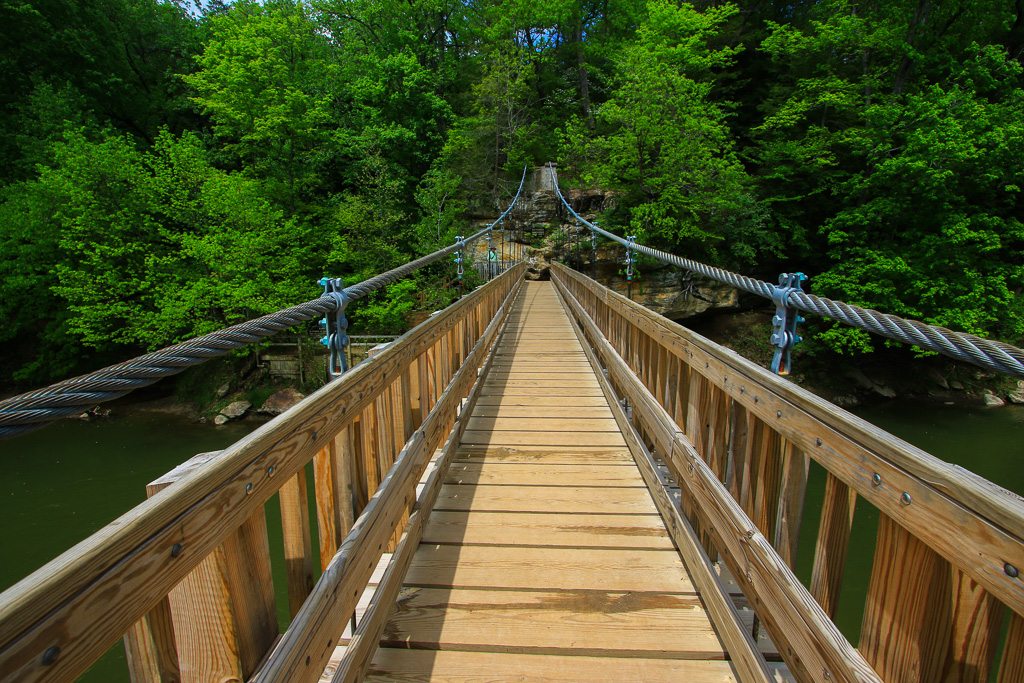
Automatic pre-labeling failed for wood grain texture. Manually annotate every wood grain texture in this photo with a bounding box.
[279,470,314,618]
[859,513,952,682]
[363,649,795,683]
[810,473,857,618]
[420,511,671,549]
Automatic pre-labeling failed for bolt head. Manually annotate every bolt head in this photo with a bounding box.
[171,543,182,558]
[245,483,253,495]
[42,646,60,666]
[1006,563,1020,578]
[901,492,912,505]
[872,473,882,486]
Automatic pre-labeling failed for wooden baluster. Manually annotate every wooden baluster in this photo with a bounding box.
[279,468,314,618]
[685,373,710,457]
[725,400,748,504]
[773,442,809,570]
[314,429,355,573]
[655,344,669,408]
[739,414,764,518]
[810,473,857,618]
[124,596,179,683]
[401,366,415,443]
[143,453,277,682]
[706,387,730,483]
[674,356,690,430]
[360,403,380,502]
[664,351,678,418]
[1000,612,1024,681]
[752,426,783,543]
[937,570,1004,682]
[859,513,954,681]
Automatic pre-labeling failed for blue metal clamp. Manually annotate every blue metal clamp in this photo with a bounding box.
[318,277,349,378]
[625,235,637,281]
[454,235,465,281]
[770,272,807,376]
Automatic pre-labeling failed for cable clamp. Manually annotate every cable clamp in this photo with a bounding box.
[454,235,465,279]
[318,277,349,378]
[770,272,807,376]
[625,235,637,281]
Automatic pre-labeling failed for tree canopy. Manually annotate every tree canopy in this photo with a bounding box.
[1,0,1022,385]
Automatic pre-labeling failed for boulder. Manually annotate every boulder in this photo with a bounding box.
[1007,389,1024,405]
[260,388,306,415]
[214,414,230,425]
[219,400,251,420]
[950,380,965,390]
[983,390,1005,407]
[216,382,231,399]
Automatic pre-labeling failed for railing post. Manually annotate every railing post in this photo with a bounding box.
[142,452,278,683]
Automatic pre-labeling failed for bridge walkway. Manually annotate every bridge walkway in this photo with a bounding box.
[353,282,775,681]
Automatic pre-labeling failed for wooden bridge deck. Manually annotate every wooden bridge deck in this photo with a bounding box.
[347,282,767,681]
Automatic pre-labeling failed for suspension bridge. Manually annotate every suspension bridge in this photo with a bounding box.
[1,167,1024,683]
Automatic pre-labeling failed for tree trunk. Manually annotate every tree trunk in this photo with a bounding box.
[893,0,931,96]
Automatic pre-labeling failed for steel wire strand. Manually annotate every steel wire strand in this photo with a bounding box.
[0,176,532,441]
[547,163,1024,380]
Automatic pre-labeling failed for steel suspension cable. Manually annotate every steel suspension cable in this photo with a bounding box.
[547,163,1024,380]
[0,167,529,442]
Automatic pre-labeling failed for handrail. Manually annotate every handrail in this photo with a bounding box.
[0,264,525,683]
[552,262,1024,681]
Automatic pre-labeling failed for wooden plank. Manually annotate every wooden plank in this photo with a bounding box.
[474,395,610,407]
[810,472,857,618]
[404,545,695,593]
[443,462,645,487]
[432,484,659,514]
[454,446,632,463]
[460,430,625,447]
[364,649,791,683]
[420,511,671,549]
[859,513,952,681]
[464,416,619,432]
[379,587,725,659]
[481,379,600,388]
[470,405,614,419]
[278,470,314,619]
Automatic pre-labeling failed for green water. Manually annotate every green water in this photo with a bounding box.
[0,413,264,682]
[793,401,1024,644]
[2,403,1023,679]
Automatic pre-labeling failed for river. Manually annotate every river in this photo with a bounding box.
[2,402,1023,680]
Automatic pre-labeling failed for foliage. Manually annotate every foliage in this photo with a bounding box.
[2,0,1024,389]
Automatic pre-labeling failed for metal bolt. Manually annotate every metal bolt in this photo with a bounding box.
[171,543,182,558]
[816,438,822,446]
[901,492,912,505]
[776,410,782,418]
[705,362,709,369]
[872,473,882,487]
[1006,563,1020,578]
[754,397,759,403]
[740,386,745,393]
[42,646,60,666]
[246,483,253,495]
[268,466,276,477]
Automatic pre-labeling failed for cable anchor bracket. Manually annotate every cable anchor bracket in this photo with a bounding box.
[318,277,349,379]
[769,272,807,376]
[625,235,637,281]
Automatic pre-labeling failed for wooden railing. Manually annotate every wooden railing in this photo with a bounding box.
[552,262,1024,683]
[0,263,524,683]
